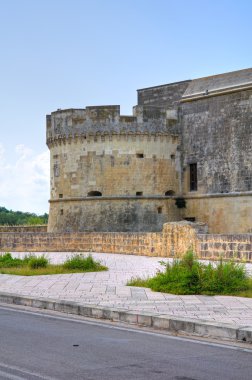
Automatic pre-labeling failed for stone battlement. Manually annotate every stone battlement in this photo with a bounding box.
[46,104,179,146]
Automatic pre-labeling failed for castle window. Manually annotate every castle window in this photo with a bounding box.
[60,209,64,215]
[189,163,197,191]
[54,163,60,177]
[165,190,175,196]
[184,217,196,222]
[59,194,63,198]
[136,153,144,158]
[136,191,143,196]
[170,154,175,160]
[87,191,102,197]
[157,206,162,214]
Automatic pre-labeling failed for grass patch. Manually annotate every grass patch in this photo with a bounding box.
[0,253,107,276]
[128,251,251,296]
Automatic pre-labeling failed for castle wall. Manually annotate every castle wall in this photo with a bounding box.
[49,135,180,199]
[181,89,252,194]
[137,80,191,108]
[48,198,180,232]
[179,88,252,233]
[183,195,252,234]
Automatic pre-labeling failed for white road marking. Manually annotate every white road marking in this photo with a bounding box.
[0,362,56,380]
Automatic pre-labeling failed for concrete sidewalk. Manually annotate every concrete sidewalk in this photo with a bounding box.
[0,252,252,342]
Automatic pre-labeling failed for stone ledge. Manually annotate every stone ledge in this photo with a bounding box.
[49,195,176,202]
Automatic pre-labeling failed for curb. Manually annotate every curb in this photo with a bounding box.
[0,291,251,343]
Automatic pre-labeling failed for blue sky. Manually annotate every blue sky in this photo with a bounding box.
[0,0,251,213]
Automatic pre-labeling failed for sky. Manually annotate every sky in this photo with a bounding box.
[0,0,251,214]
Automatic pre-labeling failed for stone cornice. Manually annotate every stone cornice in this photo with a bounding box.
[49,192,252,203]
[49,195,176,203]
[183,191,252,199]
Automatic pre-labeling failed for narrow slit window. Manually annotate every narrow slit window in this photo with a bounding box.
[189,163,197,191]
[157,206,162,214]
[60,209,64,215]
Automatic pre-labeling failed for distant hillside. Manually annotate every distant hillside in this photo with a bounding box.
[0,207,48,225]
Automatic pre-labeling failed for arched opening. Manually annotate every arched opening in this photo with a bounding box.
[165,190,175,196]
[87,191,102,197]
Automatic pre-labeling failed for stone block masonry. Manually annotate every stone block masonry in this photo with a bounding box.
[198,234,252,262]
[0,222,252,262]
[0,231,162,256]
[0,225,47,233]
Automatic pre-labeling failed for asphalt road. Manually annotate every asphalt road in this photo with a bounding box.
[0,305,251,380]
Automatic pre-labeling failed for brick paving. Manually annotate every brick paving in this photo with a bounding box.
[0,252,252,326]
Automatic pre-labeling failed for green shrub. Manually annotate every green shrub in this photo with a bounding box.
[28,256,48,269]
[63,254,105,271]
[128,251,250,296]
[0,252,25,267]
[202,259,248,294]
[0,252,107,276]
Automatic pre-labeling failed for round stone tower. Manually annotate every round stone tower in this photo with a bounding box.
[46,104,181,232]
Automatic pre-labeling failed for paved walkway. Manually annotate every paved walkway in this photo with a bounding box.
[0,252,252,326]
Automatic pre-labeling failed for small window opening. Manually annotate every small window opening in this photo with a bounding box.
[136,153,144,158]
[136,191,143,196]
[87,191,102,197]
[60,209,64,215]
[189,163,197,191]
[170,154,175,160]
[184,217,196,222]
[165,190,175,196]
[59,194,63,198]
[157,206,162,214]
[175,197,186,208]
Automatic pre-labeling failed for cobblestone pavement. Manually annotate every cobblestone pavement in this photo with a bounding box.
[0,252,252,326]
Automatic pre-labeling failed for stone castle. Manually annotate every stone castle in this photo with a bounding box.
[46,68,252,234]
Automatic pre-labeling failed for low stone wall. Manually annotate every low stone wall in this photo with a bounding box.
[198,234,252,261]
[0,232,162,256]
[160,223,252,261]
[0,225,47,233]
[0,223,251,261]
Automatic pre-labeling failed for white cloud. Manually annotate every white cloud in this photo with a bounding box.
[0,143,50,214]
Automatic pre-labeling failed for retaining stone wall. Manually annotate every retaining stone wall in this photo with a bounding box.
[0,225,47,233]
[0,232,162,256]
[0,223,251,262]
[198,234,252,261]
